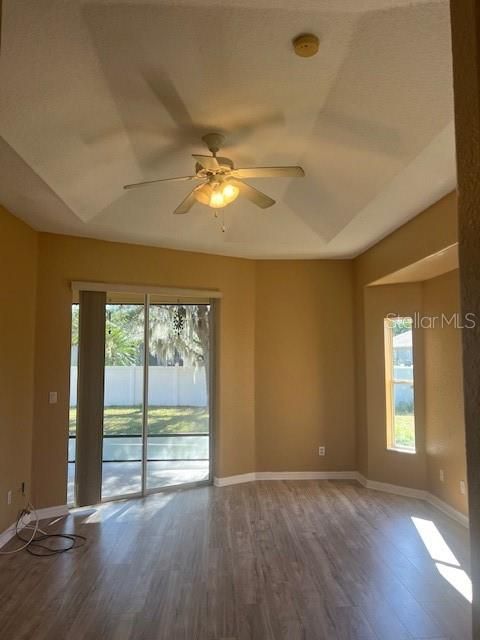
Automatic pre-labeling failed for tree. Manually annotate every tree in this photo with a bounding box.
[149,305,209,362]
[104,320,139,365]
[391,316,412,336]
[72,302,211,382]
[149,304,211,392]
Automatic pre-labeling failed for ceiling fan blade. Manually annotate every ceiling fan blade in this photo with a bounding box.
[228,178,275,209]
[231,166,305,179]
[192,154,219,171]
[142,68,194,130]
[124,175,198,191]
[174,185,204,215]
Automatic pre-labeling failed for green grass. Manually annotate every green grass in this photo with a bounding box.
[394,414,415,449]
[69,406,208,436]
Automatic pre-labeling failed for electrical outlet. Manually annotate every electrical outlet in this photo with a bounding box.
[460,480,466,495]
[7,490,12,505]
[318,446,326,456]
[49,391,58,404]
[439,469,444,482]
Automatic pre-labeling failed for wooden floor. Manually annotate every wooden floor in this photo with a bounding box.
[0,481,472,639]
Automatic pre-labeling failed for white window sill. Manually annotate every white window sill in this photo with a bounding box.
[386,447,417,455]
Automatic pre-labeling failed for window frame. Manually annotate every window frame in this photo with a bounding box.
[384,316,416,454]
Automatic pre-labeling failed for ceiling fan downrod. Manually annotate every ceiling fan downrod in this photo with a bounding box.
[201,132,225,157]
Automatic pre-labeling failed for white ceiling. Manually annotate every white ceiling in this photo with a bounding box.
[0,0,456,259]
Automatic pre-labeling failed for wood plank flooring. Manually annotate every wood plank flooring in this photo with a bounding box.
[0,481,472,639]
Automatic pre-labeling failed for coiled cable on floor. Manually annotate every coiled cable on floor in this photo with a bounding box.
[0,507,39,555]
[0,503,86,557]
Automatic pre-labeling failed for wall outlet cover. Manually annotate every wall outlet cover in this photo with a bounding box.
[318,446,326,456]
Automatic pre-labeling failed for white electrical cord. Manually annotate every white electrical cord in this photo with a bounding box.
[0,503,40,555]
[1,502,86,557]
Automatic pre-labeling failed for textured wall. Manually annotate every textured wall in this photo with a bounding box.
[255,260,356,472]
[354,192,458,476]
[0,206,37,531]
[31,234,256,507]
[423,270,467,515]
[0,188,466,523]
[363,283,427,489]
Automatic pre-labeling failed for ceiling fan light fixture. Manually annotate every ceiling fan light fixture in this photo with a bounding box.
[209,185,227,209]
[204,180,239,209]
[222,182,239,204]
[194,183,212,205]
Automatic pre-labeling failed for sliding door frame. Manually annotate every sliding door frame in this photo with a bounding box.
[141,296,217,498]
[71,285,218,505]
[141,294,150,497]
[207,298,217,485]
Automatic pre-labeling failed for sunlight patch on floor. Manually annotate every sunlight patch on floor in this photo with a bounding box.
[436,562,473,603]
[115,494,175,522]
[412,516,472,602]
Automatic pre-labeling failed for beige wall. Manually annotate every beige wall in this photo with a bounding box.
[354,192,458,476]
[31,233,256,508]
[364,284,427,489]
[0,190,467,523]
[355,192,458,288]
[423,270,467,515]
[354,192,467,515]
[31,237,359,510]
[0,206,37,531]
[255,261,356,472]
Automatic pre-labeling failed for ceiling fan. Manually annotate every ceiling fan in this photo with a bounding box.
[123,133,305,214]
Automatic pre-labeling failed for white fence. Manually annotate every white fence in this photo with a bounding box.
[70,366,207,407]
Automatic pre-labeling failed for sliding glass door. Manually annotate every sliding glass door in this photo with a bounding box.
[70,292,214,504]
[101,297,145,500]
[146,301,211,491]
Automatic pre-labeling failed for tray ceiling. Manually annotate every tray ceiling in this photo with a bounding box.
[0,0,455,258]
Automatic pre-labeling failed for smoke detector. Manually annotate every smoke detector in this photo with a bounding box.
[293,33,319,58]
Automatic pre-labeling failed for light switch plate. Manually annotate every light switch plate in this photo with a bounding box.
[49,391,58,404]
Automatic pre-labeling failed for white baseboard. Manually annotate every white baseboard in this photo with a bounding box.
[214,471,469,528]
[34,505,69,520]
[0,505,69,550]
[355,473,427,500]
[355,473,468,527]
[425,493,469,528]
[214,471,357,487]
[214,473,256,487]
[256,471,358,481]
[0,523,18,550]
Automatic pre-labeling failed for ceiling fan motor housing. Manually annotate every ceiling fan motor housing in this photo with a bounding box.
[195,157,234,177]
[202,132,225,155]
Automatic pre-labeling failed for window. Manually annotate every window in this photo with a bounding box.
[384,316,416,452]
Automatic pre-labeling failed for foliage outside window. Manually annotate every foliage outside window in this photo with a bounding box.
[384,316,416,452]
[71,303,209,368]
